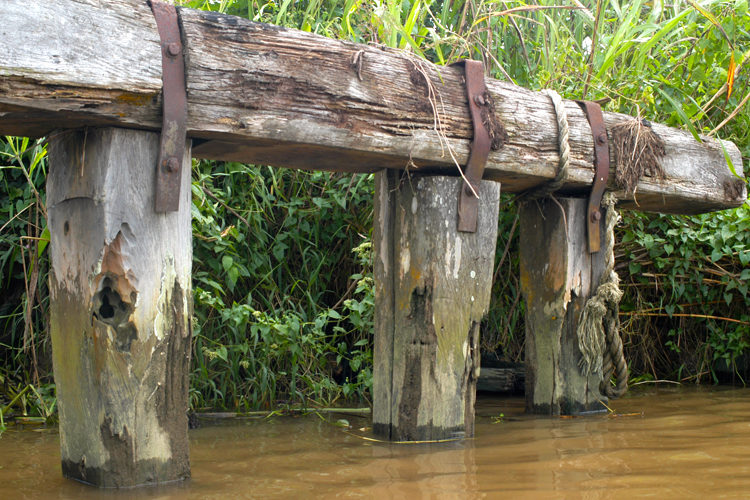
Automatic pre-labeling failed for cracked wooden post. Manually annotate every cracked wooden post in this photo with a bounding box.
[373,170,500,441]
[47,128,192,487]
[520,197,609,415]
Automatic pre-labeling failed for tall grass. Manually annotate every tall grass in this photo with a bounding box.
[0,137,52,428]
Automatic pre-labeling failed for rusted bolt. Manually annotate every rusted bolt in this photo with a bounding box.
[591,210,601,222]
[166,42,181,57]
[473,94,486,106]
[164,157,179,173]
[596,133,607,145]
[465,184,476,196]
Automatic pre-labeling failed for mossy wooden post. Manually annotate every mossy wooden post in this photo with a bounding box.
[373,170,500,441]
[520,197,608,415]
[47,128,192,487]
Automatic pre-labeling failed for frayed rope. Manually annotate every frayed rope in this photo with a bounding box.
[576,192,628,398]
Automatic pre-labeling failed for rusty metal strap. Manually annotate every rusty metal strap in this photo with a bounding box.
[576,100,610,253]
[456,60,492,233]
[150,0,188,212]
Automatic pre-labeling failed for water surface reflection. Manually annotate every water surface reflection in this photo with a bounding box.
[2,386,750,498]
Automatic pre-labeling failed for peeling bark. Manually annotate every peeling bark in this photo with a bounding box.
[47,128,192,487]
[373,171,499,441]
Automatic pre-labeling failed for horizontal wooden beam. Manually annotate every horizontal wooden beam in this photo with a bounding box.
[0,0,745,213]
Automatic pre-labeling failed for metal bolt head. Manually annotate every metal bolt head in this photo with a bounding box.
[473,94,486,106]
[596,133,607,145]
[164,157,180,173]
[166,42,181,57]
[591,210,601,222]
[464,184,476,196]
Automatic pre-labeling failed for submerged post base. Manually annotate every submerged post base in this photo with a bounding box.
[48,128,192,487]
[520,197,609,415]
[372,171,500,441]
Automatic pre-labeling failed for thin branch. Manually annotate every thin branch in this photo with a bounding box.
[582,0,602,99]
[619,311,749,325]
[492,212,519,284]
[708,90,750,136]
[201,184,252,229]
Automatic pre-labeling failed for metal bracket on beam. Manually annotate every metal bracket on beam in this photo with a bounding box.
[456,60,492,233]
[576,100,610,253]
[150,0,188,212]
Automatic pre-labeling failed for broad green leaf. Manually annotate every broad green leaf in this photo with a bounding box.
[717,138,745,181]
[222,255,234,272]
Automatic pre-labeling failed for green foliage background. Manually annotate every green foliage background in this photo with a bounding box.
[1,0,749,423]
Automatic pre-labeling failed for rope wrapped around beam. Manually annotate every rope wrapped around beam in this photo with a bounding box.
[519,89,570,200]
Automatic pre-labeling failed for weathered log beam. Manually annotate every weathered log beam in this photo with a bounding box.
[1,0,745,213]
[476,365,525,394]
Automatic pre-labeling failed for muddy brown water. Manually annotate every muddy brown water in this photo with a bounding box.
[2,386,750,499]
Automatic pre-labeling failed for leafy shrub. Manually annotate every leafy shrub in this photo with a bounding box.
[190,160,374,408]
[619,206,750,381]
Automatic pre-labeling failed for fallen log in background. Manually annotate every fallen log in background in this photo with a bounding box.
[477,366,525,394]
[0,0,745,213]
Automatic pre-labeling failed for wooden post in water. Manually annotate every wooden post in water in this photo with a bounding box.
[520,197,609,415]
[373,170,500,441]
[47,128,192,487]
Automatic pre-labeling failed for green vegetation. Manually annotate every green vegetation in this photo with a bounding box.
[190,160,374,409]
[1,1,748,425]
[1,137,53,431]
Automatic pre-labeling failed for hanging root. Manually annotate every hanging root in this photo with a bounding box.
[611,117,666,196]
[478,91,507,151]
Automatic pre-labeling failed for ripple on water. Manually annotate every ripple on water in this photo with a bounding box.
[2,386,750,498]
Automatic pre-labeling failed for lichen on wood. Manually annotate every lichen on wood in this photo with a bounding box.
[47,128,192,487]
[520,197,609,415]
[373,171,500,441]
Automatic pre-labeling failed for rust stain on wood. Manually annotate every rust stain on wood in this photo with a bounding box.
[115,92,153,106]
[545,246,566,293]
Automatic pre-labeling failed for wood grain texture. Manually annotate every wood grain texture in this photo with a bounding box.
[477,366,525,394]
[0,0,745,213]
[47,128,192,487]
[519,197,608,415]
[0,0,162,136]
[373,171,500,441]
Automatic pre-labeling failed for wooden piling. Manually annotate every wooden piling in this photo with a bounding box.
[520,197,609,415]
[47,128,192,487]
[372,171,500,441]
